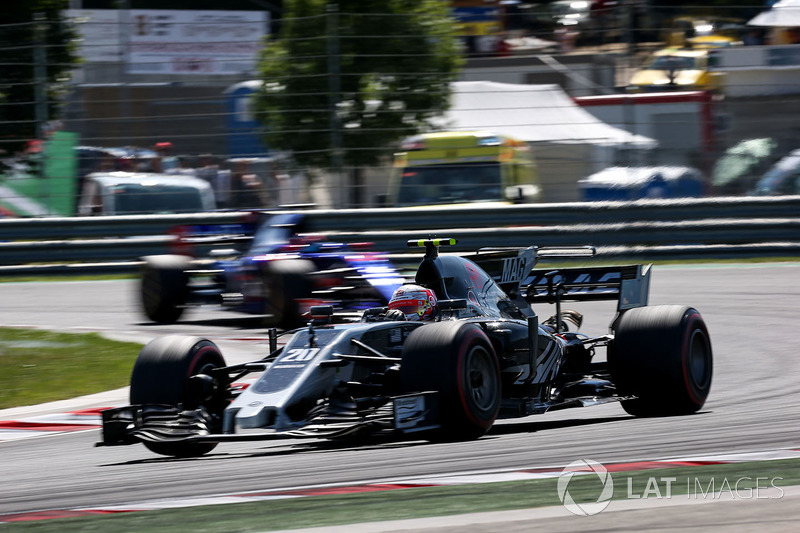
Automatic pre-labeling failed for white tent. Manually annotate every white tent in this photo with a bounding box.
[748,0,800,27]
[441,81,657,148]
[436,81,657,202]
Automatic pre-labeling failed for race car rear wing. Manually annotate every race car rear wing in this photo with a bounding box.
[524,264,651,311]
[474,245,650,312]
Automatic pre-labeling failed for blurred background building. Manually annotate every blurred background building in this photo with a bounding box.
[3,1,800,213]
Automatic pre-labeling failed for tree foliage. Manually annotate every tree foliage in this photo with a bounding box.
[254,0,463,170]
[0,0,80,155]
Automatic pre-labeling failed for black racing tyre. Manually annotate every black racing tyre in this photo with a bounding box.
[140,255,192,324]
[262,259,314,329]
[609,305,713,417]
[400,322,501,440]
[130,336,227,457]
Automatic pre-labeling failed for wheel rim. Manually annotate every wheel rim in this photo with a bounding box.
[465,345,499,413]
[688,329,711,389]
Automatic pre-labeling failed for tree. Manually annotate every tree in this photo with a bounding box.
[0,1,80,156]
[254,0,463,205]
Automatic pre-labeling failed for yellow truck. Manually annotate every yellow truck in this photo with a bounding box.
[387,131,541,207]
[627,36,739,93]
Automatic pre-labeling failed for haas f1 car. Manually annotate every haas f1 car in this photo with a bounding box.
[101,239,713,457]
[140,213,404,328]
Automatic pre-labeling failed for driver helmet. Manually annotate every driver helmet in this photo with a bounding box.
[388,284,438,321]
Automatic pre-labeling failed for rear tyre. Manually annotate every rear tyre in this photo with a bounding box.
[400,322,501,440]
[140,255,192,324]
[609,305,712,417]
[130,336,227,457]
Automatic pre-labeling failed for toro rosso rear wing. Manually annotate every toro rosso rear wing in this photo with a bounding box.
[477,245,651,312]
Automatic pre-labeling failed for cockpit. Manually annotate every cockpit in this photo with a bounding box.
[414,254,523,319]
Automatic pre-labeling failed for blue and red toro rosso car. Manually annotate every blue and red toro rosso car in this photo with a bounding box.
[140,213,404,328]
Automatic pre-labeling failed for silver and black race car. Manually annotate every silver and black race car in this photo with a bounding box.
[99,238,713,458]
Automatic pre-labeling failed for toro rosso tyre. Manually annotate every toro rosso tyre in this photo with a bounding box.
[610,305,712,417]
[263,259,314,329]
[130,336,227,457]
[400,322,501,440]
[140,255,192,324]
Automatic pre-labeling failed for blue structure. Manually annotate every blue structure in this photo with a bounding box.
[223,81,269,158]
[578,166,705,201]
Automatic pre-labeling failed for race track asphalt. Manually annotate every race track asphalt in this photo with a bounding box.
[1,263,799,528]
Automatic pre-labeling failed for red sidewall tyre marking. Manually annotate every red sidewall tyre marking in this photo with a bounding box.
[187,345,215,378]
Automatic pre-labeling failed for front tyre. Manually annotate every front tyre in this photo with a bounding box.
[140,255,192,324]
[400,322,501,440]
[130,336,227,457]
[610,305,712,417]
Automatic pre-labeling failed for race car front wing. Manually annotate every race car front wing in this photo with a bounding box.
[96,391,439,447]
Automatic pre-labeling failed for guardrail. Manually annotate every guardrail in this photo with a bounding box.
[0,212,247,241]
[3,218,798,265]
[2,196,800,240]
[1,196,800,276]
[293,196,800,233]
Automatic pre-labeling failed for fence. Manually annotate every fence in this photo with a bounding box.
[4,7,800,218]
[3,6,800,277]
[2,196,800,276]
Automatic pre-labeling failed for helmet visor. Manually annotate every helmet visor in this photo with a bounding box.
[389,299,425,317]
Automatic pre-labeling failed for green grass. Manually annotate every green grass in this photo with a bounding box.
[0,328,143,409]
[2,458,797,531]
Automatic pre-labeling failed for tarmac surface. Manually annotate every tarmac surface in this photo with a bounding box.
[2,266,800,531]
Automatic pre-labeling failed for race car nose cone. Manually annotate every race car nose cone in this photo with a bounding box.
[227,403,277,430]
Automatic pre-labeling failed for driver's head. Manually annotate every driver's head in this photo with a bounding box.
[388,284,437,321]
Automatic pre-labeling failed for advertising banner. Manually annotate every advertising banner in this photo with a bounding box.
[452,7,501,36]
[68,9,269,75]
[67,9,122,63]
[127,10,268,75]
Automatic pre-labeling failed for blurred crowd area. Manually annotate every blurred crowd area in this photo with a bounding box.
[75,142,307,210]
[463,1,788,58]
